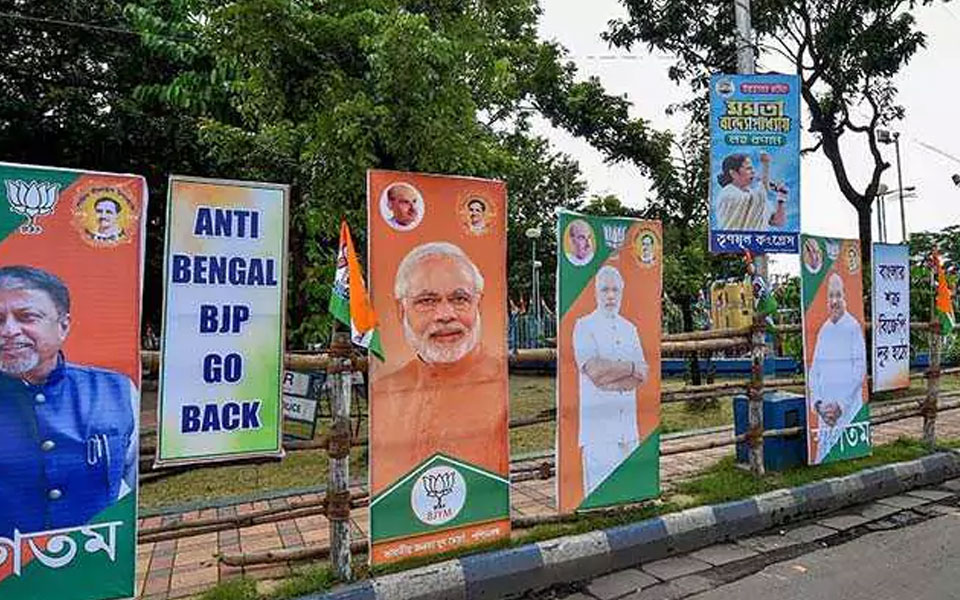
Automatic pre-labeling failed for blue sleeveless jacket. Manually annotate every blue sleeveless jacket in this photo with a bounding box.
[0,356,136,538]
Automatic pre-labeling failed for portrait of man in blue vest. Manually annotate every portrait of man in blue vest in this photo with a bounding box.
[0,265,137,538]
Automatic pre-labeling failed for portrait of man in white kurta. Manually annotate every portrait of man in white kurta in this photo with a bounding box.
[808,272,867,463]
[573,265,648,495]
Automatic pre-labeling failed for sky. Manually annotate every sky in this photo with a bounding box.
[534,1,960,275]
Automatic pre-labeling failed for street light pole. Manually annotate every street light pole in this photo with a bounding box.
[525,227,543,341]
[734,0,764,477]
[894,132,907,242]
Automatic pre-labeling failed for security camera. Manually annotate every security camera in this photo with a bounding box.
[952,173,960,187]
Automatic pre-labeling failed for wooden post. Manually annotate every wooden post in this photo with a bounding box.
[748,313,766,476]
[923,319,941,449]
[327,331,353,581]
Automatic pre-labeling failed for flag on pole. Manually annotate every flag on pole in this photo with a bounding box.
[744,250,778,332]
[933,249,955,336]
[330,221,385,360]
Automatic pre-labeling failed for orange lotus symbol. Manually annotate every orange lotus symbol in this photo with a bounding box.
[4,179,59,234]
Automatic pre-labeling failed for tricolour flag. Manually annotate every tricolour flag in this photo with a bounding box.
[933,249,955,336]
[330,221,385,359]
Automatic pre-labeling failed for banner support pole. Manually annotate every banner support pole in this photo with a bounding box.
[328,330,354,581]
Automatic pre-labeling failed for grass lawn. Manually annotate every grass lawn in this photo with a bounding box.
[197,436,952,600]
[142,372,960,510]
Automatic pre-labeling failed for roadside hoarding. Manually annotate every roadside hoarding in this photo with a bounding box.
[556,210,662,512]
[709,73,800,255]
[801,234,870,465]
[871,243,910,392]
[0,162,146,600]
[367,170,510,565]
[156,176,288,466]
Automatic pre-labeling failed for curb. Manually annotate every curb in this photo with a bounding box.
[301,450,960,600]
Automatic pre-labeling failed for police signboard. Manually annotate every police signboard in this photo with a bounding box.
[0,162,146,600]
[282,370,322,440]
[156,176,288,466]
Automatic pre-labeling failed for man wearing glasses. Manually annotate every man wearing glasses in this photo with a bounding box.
[372,242,506,490]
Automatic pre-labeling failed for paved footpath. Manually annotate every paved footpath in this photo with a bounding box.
[135,410,960,600]
[554,477,960,600]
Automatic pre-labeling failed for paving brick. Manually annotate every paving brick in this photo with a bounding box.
[939,477,960,492]
[669,574,715,596]
[642,556,711,580]
[915,504,960,517]
[142,575,170,596]
[170,565,218,590]
[689,543,758,566]
[150,553,175,570]
[876,494,931,509]
[906,489,956,502]
[858,502,901,521]
[818,513,869,531]
[587,568,659,599]
[167,584,208,599]
[784,524,835,543]
[736,533,802,554]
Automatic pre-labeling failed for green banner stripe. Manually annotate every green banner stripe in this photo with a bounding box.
[800,234,838,311]
[558,210,632,317]
[0,494,136,599]
[370,454,509,541]
[818,404,871,464]
[0,166,81,243]
[578,430,660,510]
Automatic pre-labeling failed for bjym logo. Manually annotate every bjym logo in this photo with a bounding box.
[181,401,262,433]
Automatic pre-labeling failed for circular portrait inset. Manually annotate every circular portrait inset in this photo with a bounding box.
[459,194,494,236]
[825,239,840,260]
[846,243,860,274]
[633,228,660,267]
[72,187,138,247]
[563,219,595,267]
[379,182,424,232]
[803,237,823,274]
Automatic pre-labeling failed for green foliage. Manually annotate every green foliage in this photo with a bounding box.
[0,0,219,338]
[199,578,258,600]
[606,0,941,264]
[127,0,624,346]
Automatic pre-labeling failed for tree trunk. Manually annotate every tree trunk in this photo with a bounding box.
[679,297,703,386]
[857,200,874,382]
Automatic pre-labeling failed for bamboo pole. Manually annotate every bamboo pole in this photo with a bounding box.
[327,331,353,581]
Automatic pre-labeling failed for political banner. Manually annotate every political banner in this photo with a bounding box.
[156,176,288,466]
[872,244,910,392]
[801,235,870,465]
[709,73,801,254]
[367,170,509,564]
[556,211,662,513]
[0,162,146,600]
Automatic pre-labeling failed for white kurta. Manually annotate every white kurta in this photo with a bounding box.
[573,309,647,495]
[716,183,769,231]
[809,311,867,463]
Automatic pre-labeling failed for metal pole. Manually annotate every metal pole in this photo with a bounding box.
[328,331,353,581]
[895,134,907,242]
[878,192,886,243]
[735,0,764,476]
[532,238,540,335]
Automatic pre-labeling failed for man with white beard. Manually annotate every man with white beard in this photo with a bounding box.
[373,242,506,490]
[573,265,648,496]
[0,265,137,538]
[808,272,867,463]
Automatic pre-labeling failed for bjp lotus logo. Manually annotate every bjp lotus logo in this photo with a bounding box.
[4,180,60,234]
